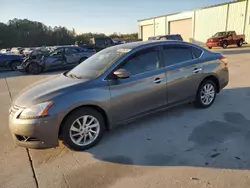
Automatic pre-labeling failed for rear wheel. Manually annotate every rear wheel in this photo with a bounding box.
[61,108,105,151]
[222,41,228,49]
[195,80,217,108]
[27,63,42,75]
[208,47,212,49]
[237,39,243,47]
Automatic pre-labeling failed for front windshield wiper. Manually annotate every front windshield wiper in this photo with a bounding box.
[67,73,82,79]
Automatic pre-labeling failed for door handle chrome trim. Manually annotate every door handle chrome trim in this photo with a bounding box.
[193,68,202,73]
[154,78,163,83]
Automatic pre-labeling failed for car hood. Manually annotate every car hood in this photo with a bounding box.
[13,73,89,107]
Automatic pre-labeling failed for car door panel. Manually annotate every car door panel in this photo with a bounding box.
[109,68,167,124]
[108,47,167,124]
[166,60,203,104]
[162,45,203,104]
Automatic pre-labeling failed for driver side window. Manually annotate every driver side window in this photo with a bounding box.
[121,48,160,76]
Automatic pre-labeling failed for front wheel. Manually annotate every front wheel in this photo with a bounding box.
[10,61,20,71]
[27,63,42,75]
[195,80,217,108]
[61,108,105,151]
[222,41,228,49]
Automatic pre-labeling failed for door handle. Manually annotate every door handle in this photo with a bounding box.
[193,68,202,74]
[154,78,163,84]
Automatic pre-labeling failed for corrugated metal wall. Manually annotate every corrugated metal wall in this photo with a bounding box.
[227,1,247,35]
[138,0,250,43]
[154,17,166,36]
[244,0,250,42]
[194,5,228,44]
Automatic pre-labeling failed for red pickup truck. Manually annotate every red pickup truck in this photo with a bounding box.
[206,31,245,49]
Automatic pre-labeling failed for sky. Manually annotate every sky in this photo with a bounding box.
[1,0,235,34]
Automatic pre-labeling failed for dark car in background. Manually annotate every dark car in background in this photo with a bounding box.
[148,34,183,41]
[9,41,229,150]
[17,46,95,74]
[0,53,23,71]
[206,31,245,49]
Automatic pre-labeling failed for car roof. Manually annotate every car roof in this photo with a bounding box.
[110,40,199,51]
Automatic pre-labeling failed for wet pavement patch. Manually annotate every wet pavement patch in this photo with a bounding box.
[188,121,240,146]
[224,112,249,126]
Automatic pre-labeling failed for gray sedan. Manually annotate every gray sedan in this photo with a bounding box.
[17,46,95,74]
[9,41,229,150]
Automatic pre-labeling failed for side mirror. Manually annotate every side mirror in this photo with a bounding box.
[113,68,130,79]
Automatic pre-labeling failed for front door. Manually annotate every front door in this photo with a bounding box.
[162,44,203,104]
[108,47,167,124]
[64,47,78,66]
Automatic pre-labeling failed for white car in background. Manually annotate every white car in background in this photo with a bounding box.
[23,48,34,56]
[10,47,22,54]
[0,49,11,54]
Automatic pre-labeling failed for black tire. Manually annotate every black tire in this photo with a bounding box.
[27,63,42,75]
[194,80,217,108]
[61,108,105,151]
[79,57,88,64]
[10,61,20,71]
[222,41,228,49]
[237,39,243,47]
[208,47,212,49]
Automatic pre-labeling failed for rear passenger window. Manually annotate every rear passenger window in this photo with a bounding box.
[190,46,203,58]
[163,46,193,66]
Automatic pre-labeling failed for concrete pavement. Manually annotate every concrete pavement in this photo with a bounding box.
[1,47,250,188]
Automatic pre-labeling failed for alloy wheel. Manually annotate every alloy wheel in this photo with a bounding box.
[69,115,100,146]
[200,83,215,105]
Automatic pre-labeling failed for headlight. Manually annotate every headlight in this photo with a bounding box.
[19,101,54,119]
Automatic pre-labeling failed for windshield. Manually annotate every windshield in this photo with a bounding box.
[213,32,227,37]
[66,47,128,79]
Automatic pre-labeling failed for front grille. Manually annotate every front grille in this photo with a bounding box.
[16,135,40,142]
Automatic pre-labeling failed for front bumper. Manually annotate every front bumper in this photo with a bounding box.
[9,110,60,149]
[206,42,221,47]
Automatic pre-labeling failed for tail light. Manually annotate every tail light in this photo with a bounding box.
[92,51,96,55]
[220,57,227,66]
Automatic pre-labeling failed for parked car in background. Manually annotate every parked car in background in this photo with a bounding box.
[23,48,35,56]
[17,46,95,74]
[148,34,183,41]
[0,53,23,71]
[206,31,245,49]
[89,37,120,52]
[11,47,23,54]
[9,40,229,150]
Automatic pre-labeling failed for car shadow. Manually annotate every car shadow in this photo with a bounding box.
[82,87,250,169]
[217,49,250,55]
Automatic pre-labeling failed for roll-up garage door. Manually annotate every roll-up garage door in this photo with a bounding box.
[142,25,154,41]
[169,18,192,42]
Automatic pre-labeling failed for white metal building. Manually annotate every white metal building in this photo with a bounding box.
[138,0,250,44]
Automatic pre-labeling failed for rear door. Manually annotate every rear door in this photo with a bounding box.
[162,44,203,104]
[108,46,167,123]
